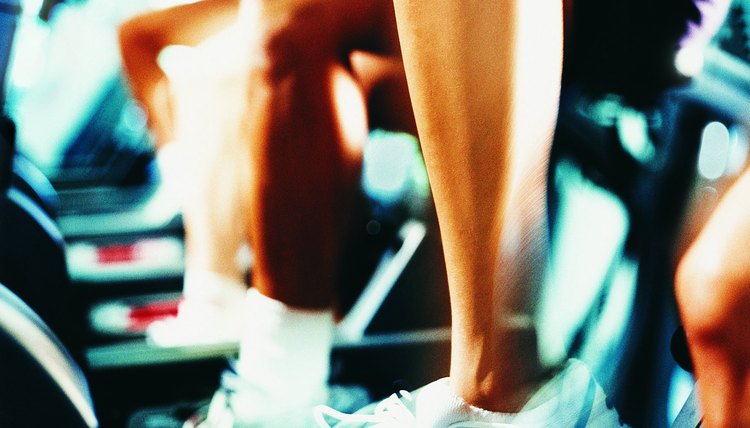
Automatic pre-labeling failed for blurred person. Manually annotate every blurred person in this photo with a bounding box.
[119,0,416,424]
[120,0,250,347]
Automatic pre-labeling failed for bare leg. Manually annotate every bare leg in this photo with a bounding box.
[237,0,410,308]
[120,2,249,281]
[121,0,413,317]
[206,2,411,421]
[170,28,253,283]
[350,50,415,135]
[119,2,251,346]
[238,4,360,309]
[118,0,239,147]
[391,0,563,411]
[676,170,750,428]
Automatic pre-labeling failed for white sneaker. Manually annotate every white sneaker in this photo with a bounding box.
[185,369,370,428]
[146,273,247,347]
[314,359,626,427]
[146,297,245,347]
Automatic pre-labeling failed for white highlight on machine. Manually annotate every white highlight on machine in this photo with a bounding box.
[700,122,750,181]
[0,289,99,427]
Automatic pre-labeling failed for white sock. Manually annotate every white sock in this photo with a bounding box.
[414,378,517,427]
[181,270,246,306]
[236,288,334,408]
[147,270,247,347]
[415,360,617,427]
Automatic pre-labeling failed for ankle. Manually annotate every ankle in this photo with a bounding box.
[451,369,554,413]
[451,324,548,412]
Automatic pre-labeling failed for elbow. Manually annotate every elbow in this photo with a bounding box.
[252,4,333,85]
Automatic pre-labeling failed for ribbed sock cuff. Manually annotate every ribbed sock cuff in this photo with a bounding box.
[182,270,247,304]
[236,288,334,405]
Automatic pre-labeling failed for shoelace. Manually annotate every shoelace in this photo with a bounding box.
[200,368,258,426]
[314,389,416,427]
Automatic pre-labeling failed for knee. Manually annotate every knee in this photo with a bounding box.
[675,246,744,342]
[254,3,337,83]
